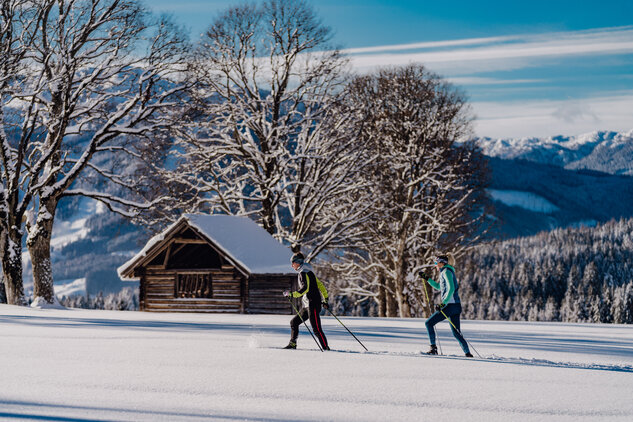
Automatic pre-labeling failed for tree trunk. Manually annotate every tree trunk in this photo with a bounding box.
[0,279,6,303]
[377,274,386,317]
[394,273,411,317]
[29,233,55,303]
[385,278,398,317]
[390,183,415,317]
[1,229,26,305]
[422,281,433,318]
[27,197,58,304]
[393,241,412,318]
[261,194,276,235]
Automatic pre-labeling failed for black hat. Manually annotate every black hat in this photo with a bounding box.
[291,252,305,265]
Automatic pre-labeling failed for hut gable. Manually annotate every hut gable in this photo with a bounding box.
[184,214,292,274]
[117,214,296,314]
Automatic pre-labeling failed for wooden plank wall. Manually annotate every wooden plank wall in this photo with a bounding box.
[143,266,243,313]
[248,275,295,314]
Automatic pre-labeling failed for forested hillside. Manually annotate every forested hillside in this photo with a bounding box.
[485,157,633,238]
[458,217,633,323]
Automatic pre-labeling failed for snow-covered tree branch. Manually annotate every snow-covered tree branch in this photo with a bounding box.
[327,65,489,318]
[163,0,375,259]
[0,0,40,305]
[0,0,189,305]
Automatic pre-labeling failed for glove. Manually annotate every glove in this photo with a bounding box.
[283,290,291,297]
[435,303,445,312]
[322,301,329,310]
[418,270,429,280]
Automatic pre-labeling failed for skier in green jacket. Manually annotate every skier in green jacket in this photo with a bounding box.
[419,255,473,357]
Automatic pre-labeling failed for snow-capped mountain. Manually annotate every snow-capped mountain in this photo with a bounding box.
[477,129,633,175]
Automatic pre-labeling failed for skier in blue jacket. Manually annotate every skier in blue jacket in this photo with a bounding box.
[419,255,472,357]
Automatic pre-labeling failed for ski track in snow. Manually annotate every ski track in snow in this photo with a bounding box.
[269,347,633,373]
[1,305,632,422]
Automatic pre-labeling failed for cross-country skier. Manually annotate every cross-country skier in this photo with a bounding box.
[419,254,473,357]
[283,252,330,350]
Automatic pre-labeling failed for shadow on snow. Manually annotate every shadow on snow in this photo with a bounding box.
[0,400,306,422]
[2,313,631,373]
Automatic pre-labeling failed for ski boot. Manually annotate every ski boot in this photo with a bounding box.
[465,352,473,357]
[425,344,438,355]
[283,341,297,349]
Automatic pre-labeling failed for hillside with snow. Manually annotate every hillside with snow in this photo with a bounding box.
[1,305,632,421]
[21,197,141,299]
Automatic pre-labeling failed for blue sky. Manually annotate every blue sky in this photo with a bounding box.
[148,0,633,138]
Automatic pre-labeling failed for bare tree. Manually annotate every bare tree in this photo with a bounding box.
[168,0,374,258]
[0,0,188,305]
[330,65,489,317]
[0,0,39,305]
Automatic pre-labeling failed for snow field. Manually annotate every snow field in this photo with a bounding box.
[1,305,632,421]
[487,189,559,213]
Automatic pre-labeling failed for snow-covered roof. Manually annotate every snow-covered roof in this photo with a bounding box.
[118,214,294,279]
[185,214,294,274]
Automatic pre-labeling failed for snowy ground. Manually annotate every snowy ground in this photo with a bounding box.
[1,305,632,421]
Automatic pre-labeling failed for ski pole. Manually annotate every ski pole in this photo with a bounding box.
[325,307,368,351]
[439,308,482,358]
[436,332,443,356]
[286,296,323,352]
[422,276,442,355]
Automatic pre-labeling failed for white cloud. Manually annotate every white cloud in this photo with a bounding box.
[340,26,633,138]
[342,35,520,54]
[347,26,633,75]
[472,92,633,138]
[552,102,600,124]
[447,77,544,86]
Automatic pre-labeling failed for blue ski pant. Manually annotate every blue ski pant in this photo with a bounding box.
[425,303,470,354]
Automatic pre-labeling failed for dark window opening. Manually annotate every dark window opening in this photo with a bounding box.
[168,243,222,269]
[148,250,166,266]
[176,273,212,298]
[178,228,200,239]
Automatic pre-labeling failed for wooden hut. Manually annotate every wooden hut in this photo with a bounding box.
[118,214,296,314]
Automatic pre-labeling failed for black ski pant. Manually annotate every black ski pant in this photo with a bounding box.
[290,303,329,350]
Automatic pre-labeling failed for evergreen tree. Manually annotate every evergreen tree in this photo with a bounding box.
[458,218,633,324]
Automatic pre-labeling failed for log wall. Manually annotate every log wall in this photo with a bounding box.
[141,267,295,314]
[143,266,244,313]
[247,274,296,314]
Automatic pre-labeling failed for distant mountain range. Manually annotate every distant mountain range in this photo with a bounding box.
[21,129,633,298]
[477,129,633,175]
[476,129,633,238]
